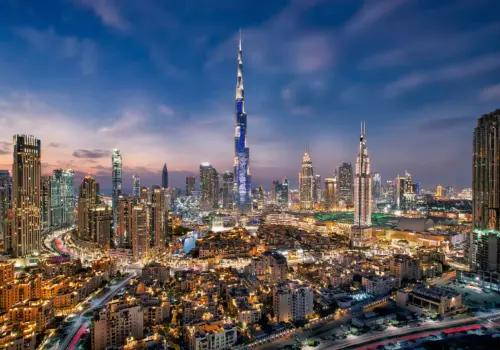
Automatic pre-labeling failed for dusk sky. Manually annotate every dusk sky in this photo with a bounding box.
[1,0,500,192]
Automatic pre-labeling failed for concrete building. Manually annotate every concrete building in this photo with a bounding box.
[77,175,100,240]
[396,286,464,316]
[390,255,422,281]
[273,281,313,323]
[131,204,150,261]
[186,320,237,350]
[362,275,400,296]
[299,152,314,210]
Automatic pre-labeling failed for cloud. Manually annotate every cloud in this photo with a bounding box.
[16,27,98,74]
[48,142,60,148]
[418,116,474,132]
[0,142,10,155]
[384,53,500,98]
[343,0,411,35]
[480,84,500,101]
[76,0,129,31]
[98,110,145,133]
[73,149,111,158]
[158,104,175,117]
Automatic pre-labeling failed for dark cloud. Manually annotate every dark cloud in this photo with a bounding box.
[418,116,475,132]
[48,142,60,148]
[0,142,11,155]
[73,149,111,158]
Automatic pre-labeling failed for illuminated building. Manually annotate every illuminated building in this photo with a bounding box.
[299,152,314,210]
[50,170,63,228]
[0,171,11,246]
[77,175,100,240]
[165,187,180,210]
[276,178,289,207]
[50,169,75,229]
[472,110,500,273]
[140,186,149,203]
[132,175,140,197]
[222,171,234,209]
[41,176,51,230]
[233,33,252,212]
[0,262,14,286]
[0,276,41,311]
[12,135,41,257]
[117,196,134,247]
[212,168,219,208]
[162,163,168,188]
[186,320,237,350]
[314,174,322,204]
[90,206,113,248]
[271,180,279,204]
[200,163,215,211]
[111,149,122,234]
[273,281,313,322]
[337,163,353,207]
[151,188,166,247]
[324,177,337,210]
[373,172,381,199]
[131,204,150,261]
[444,186,454,198]
[396,171,417,211]
[92,301,144,350]
[436,185,443,197]
[9,298,53,332]
[352,123,372,248]
[185,176,195,196]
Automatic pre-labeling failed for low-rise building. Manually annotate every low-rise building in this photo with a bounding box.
[185,320,237,350]
[396,285,464,316]
[362,275,400,296]
[273,281,313,323]
[9,298,54,332]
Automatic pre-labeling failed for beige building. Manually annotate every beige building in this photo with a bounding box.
[396,286,464,316]
[0,321,36,350]
[186,320,237,350]
[131,204,150,261]
[9,298,54,332]
[0,277,41,311]
[77,175,100,240]
[0,262,14,286]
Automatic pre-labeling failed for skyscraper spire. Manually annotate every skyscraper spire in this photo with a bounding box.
[233,31,251,212]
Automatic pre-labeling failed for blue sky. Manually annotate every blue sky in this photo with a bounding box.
[0,0,500,191]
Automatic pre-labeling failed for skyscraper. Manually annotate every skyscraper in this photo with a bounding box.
[50,170,63,228]
[314,174,322,204]
[200,163,215,211]
[12,135,41,257]
[131,204,150,261]
[162,163,168,189]
[0,170,12,249]
[324,177,337,210]
[472,110,500,273]
[352,123,372,248]
[61,169,74,226]
[112,149,122,234]
[271,180,279,204]
[132,175,140,198]
[212,168,219,209]
[299,152,314,210]
[151,188,166,248]
[373,172,381,199]
[276,179,289,207]
[41,176,51,231]
[222,171,234,209]
[78,175,100,240]
[396,171,416,211]
[185,176,195,196]
[337,163,353,207]
[436,185,443,197]
[233,32,252,211]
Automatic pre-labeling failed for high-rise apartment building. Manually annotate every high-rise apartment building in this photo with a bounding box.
[396,171,417,211]
[140,187,149,204]
[324,177,337,210]
[50,170,63,228]
[151,188,166,248]
[78,175,100,240]
[61,169,74,226]
[337,163,353,207]
[222,171,234,209]
[12,135,41,257]
[273,281,313,323]
[472,110,500,273]
[117,196,134,247]
[90,206,113,248]
[314,174,322,204]
[299,152,314,210]
[271,180,279,204]
[41,176,51,231]
[162,163,168,189]
[0,171,11,246]
[132,175,140,197]
[185,176,195,196]
[131,204,150,261]
[373,172,381,199]
[212,168,219,209]
[200,163,215,211]
[233,34,252,212]
[111,149,122,234]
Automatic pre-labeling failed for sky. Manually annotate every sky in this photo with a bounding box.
[0,0,500,192]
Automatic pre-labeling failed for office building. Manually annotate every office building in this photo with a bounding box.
[233,34,252,212]
[299,152,314,210]
[61,169,74,226]
[396,171,417,211]
[90,206,113,248]
[151,188,166,247]
[12,135,41,257]
[373,172,381,199]
[222,171,234,209]
[111,149,122,234]
[117,196,134,247]
[131,204,150,261]
[132,175,140,197]
[271,180,279,204]
[314,174,322,204]
[337,163,353,207]
[162,163,168,188]
[324,177,337,210]
[78,175,100,240]
[185,176,195,196]
[276,178,289,207]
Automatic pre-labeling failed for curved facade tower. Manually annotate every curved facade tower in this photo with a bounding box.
[233,32,252,211]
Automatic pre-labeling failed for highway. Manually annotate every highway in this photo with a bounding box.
[320,310,500,350]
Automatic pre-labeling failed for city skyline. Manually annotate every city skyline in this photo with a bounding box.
[1,0,500,190]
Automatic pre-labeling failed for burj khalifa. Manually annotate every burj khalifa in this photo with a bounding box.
[233,32,252,211]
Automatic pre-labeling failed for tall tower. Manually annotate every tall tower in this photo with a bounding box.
[12,135,41,257]
[299,152,314,210]
[373,172,381,199]
[233,31,252,212]
[78,175,100,240]
[61,169,75,226]
[185,176,195,196]
[472,110,500,273]
[351,123,372,248]
[324,177,337,211]
[200,163,215,211]
[222,171,234,209]
[337,163,353,207]
[162,163,169,189]
[112,149,122,234]
[132,175,140,197]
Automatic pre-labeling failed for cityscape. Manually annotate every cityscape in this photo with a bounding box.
[1,1,500,350]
